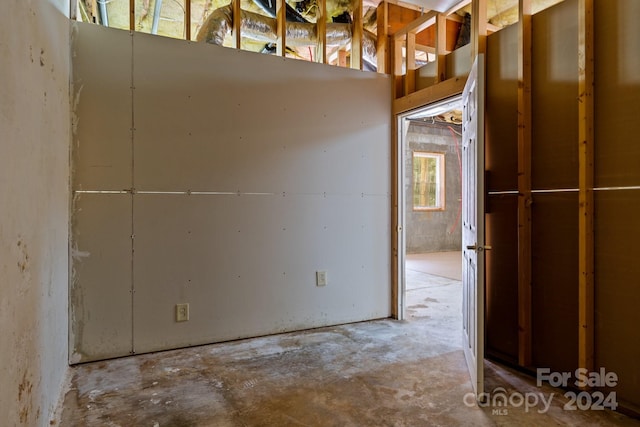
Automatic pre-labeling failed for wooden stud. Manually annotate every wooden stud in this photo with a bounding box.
[471,0,487,56]
[276,0,286,56]
[351,0,363,70]
[338,48,348,67]
[393,75,467,114]
[392,37,404,98]
[404,32,416,95]
[517,0,532,368]
[436,13,447,82]
[185,0,191,40]
[232,0,242,49]
[376,1,389,73]
[130,0,135,31]
[316,0,327,63]
[393,11,437,40]
[391,114,399,319]
[578,0,595,381]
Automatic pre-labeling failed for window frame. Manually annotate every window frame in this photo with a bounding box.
[412,151,446,212]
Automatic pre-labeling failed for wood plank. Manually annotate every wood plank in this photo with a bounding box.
[392,37,404,98]
[276,0,286,56]
[338,48,348,67]
[394,11,437,40]
[436,13,447,82]
[578,0,594,380]
[517,0,532,368]
[376,1,389,73]
[130,0,135,31]
[391,114,399,319]
[351,0,363,70]
[186,0,191,40]
[232,0,241,49]
[393,75,467,114]
[404,32,416,95]
[472,0,487,56]
[316,0,326,63]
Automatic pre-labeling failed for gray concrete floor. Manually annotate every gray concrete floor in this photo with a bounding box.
[59,258,639,426]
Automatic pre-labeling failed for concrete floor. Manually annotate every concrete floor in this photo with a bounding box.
[59,258,639,426]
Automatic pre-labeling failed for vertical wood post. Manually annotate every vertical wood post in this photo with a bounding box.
[185,0,191,40]
[471,0,487,57]
[351,0,363,70]
[436,13,447,82]
[404,32,416,95]
[232,0,242,49]
[578,0,595,380]
[517,0,532,368]
[276,0,286,56]
[376,1,389,73]
[130,0,135,31]
[316,0,327,63]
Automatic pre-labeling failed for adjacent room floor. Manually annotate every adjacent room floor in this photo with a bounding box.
[59,253,639,426]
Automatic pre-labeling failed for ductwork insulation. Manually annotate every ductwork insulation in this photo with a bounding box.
[196,4,377,65]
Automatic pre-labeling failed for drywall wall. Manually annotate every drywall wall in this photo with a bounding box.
[530,0,579,374]
[0,0,70,424]
[485,0,640,411]
[485,0,580,371]
[71,23,392,362]
[484,22,519,364]
[405,122,462,253]
[594,0,640,412]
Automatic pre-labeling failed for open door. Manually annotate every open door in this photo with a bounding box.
[462,54,486,398]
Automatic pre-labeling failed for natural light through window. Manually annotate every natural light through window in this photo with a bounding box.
[413,152,445,211]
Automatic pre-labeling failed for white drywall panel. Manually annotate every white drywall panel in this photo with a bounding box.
[70,194,133,362]
[131,33,391,195]
[0,0,70,423]
[70,24,392,360]
[72,23,132,191]
[133,194,390,353]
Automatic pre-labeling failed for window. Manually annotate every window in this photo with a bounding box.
[412,152,445,210]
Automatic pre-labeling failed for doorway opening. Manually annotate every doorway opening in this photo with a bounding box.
[396,95,463,326]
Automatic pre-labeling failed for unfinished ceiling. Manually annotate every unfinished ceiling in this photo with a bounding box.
[77,0,564,62]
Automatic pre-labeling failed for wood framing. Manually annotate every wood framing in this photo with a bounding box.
[471,0,487,56]
[232,0,241,49]
[578,0,594,380]
[316,0,327,63]
[517,0,532,368]
[185,0,191,40]
[351,0,363,70]
[393,11,437,40]
[393,75,467,114]
[391,114,399,319]
[436,13,447,82]
[276,0,286,56]
[404,32,416,95]
[392,37,403,98]
[129,0,135,31]
[377,1,389,73]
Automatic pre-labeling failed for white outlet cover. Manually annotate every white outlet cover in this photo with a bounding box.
[316,271,328,286]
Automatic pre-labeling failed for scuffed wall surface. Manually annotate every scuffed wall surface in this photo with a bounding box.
[71,24,392,362]
[405,122,462,253]
[0,0,70,425]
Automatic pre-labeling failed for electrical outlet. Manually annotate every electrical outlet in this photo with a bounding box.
[176,303,189,322]
[316,271,328,287]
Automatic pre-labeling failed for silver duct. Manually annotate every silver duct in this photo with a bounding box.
[196,5,377,66]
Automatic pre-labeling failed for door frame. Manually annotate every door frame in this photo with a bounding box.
[393,94,464,320]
